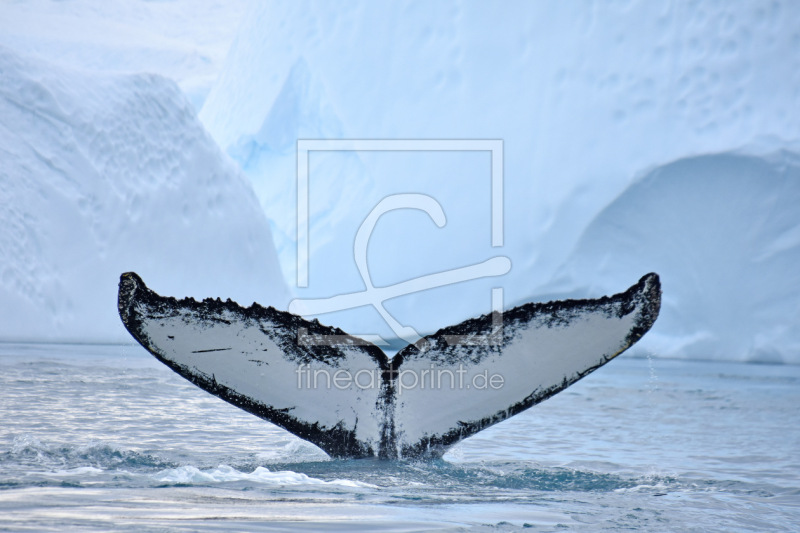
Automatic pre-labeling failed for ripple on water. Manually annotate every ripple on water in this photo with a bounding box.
[0,346,799,531]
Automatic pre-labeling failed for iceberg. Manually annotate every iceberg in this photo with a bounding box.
[540,152,800,363]
[2,1,799,362]
[0,0,249,110]
[200,1,800,360]
[0,46,288,343]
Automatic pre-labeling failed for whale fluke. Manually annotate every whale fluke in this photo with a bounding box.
[118,272,660,459]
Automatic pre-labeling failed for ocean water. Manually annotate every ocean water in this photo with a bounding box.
[1,343,798,532]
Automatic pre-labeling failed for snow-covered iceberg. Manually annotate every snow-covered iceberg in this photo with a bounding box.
[2,1,798,361]
[0,0,249,110]
[200,1,800,361]
[0,46,288,343]
[541,151,800,363]
[224,57,378,302]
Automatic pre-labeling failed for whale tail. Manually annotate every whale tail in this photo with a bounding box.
[118,272,660,459]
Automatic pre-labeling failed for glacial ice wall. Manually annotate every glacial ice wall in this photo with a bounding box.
[0,46,288,343]
[1,1,798,361]
[200,0,800,361]
[540,152,800,363]
[0,0,249,111]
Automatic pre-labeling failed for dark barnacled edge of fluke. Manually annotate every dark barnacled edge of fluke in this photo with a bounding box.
[118,272,660,459]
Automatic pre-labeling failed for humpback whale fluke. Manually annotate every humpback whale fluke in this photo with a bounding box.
[118,272,660,459]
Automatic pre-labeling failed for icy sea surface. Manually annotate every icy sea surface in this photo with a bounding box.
[1,344,798,532]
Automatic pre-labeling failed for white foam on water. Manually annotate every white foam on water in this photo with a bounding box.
[154,464,377,488]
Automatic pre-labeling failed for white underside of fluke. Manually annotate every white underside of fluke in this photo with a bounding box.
[119,272,660,459]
